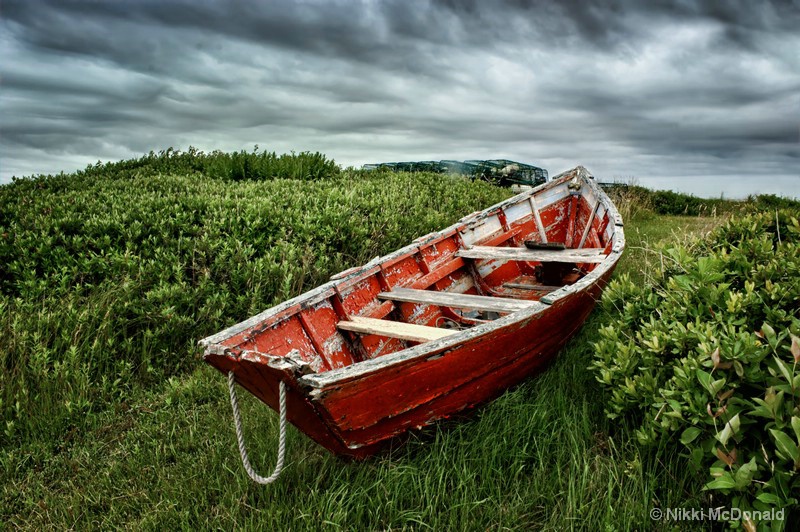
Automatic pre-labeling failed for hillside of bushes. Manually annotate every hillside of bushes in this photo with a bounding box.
[0,148,509,450]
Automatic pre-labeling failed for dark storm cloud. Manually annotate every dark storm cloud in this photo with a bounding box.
[1,0,798,197]
[2,0,455,78]
[436,0,799,50]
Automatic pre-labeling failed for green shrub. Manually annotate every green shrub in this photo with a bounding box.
[747,194,800,212]
[0,155,509,449]
[602,184,799,220]
[649,190,725,216]
[202,147,340,181]
[32,146,341,184]
[591,210,800,524]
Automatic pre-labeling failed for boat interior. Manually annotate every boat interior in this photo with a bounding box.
[210,174,619,374]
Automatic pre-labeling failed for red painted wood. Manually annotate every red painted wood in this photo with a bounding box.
[218,301,305,350]
[419,235,460,270]
[396,300,442,328]
[381,255,424,287]
[336,334,560,446]
[233,316,317,362]
[206,352,383,458]
[360,331,408,359]
[507,219,539,276]
[477,225,522,247]
[297,310,332,372]
[359,302,408,358]
[362,300,393,319]
[313,273,610,435]
[482,261,524,290]
[597,214,610,246]
[497,209,510,232]
[467,225,530,289]
[206,267,614,458]
[202,170,623,458]
[410,257,465,289]
[565,195,579,248]
[335,275,412,358]
[338,276,382,317]
[540,199,570,243]
[298,302,355,370]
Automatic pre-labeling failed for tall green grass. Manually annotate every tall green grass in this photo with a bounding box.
[3,314,704,529]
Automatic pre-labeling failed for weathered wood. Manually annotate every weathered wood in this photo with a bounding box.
[410,256,465,289]
[565,194,578,248]
[578,201,599,249]
[337,316,457,343]
[478,225,522,247]
[309,287,601,440]
[524,241,565,250]
[502,282,562,291]
[456,246,607,263]
[378,287,534,313]
[529,195,548,243]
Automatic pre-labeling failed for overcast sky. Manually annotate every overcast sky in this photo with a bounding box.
[1,0,798,197]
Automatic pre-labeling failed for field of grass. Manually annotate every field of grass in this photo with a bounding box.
[1,150,794,529]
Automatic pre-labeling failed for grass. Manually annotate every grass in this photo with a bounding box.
[2,152,791,529]
[3,316,706,530]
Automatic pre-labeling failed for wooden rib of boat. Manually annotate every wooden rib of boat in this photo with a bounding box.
[200,166,625,458]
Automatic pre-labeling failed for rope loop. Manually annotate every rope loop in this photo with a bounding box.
[227,371,287,484]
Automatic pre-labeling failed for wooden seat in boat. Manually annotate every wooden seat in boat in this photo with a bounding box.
[378,287,533,314]
[337,316,457,343]
[502,282,562,291]
[456,246,606,263]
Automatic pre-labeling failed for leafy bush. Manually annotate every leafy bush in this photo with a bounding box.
[202,147,340,181]
[649,189,727,216]
[591,210,800,523]
[31,146,341,184]
[0,154,509,448]
[602,184,799,220]
[747,194,800,212]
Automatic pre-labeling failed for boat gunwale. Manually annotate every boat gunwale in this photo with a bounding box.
[200,166,625,388]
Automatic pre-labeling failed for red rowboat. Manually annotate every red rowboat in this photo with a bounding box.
[200,166,624,463]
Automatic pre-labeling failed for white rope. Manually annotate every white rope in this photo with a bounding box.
[227,371,287,484]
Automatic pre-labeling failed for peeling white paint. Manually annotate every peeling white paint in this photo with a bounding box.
[459,216,503,246]
[323,334,345,355]
[503,201,531,224]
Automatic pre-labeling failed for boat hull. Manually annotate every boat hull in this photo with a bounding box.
[201,166,625,458]
[204,259,615,458]
[315,271,612,454]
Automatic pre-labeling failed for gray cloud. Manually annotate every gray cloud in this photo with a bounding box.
[1,0,798,197]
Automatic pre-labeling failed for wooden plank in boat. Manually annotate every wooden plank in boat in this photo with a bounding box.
[502,282,562,291]
[337,316,457,343]
[578,201,599,249]
[378,287,533,313]
[456,246,607,263]
[410,256,465,289]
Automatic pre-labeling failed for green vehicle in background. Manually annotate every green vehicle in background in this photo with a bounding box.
[363,159,548,188]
